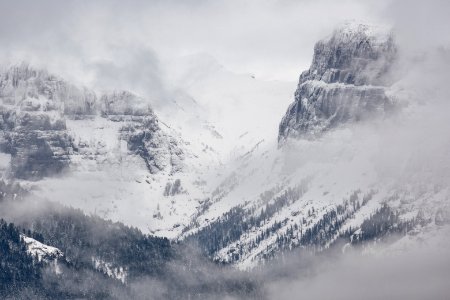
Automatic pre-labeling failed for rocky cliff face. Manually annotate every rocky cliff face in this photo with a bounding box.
[0,63,215,238]
[0,64,184,179]
[279,23,397,143]
[0,65,76,179]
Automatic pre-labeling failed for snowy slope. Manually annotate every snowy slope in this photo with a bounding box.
[21,235,64,262]
[159,53,295,162]
[0,59,295,239]
[0,63,212,238]
[179,22,450,269]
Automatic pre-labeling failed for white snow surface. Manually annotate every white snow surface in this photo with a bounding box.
[21,235,63,262]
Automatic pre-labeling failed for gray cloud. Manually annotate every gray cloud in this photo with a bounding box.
[0,0,392,88]
[267,245,450,300]
[383,0,450,53]
[1,0,448,85]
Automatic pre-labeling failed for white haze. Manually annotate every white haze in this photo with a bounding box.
[267,240,450,300]
[0,0,388,90]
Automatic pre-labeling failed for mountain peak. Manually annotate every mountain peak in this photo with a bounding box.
[278,22,397,143]
[326,21,393,44]
[308,21,396,87]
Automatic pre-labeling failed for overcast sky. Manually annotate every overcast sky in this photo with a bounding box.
[0,0,448,91]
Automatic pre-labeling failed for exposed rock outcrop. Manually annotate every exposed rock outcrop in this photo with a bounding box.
[0,63,185,179]
[278,22,397,143]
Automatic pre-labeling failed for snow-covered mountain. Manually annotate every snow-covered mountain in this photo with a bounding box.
[0,64,212,238]
[179,22,450,269]
[1,21,449,273]
[0,58,294,239]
